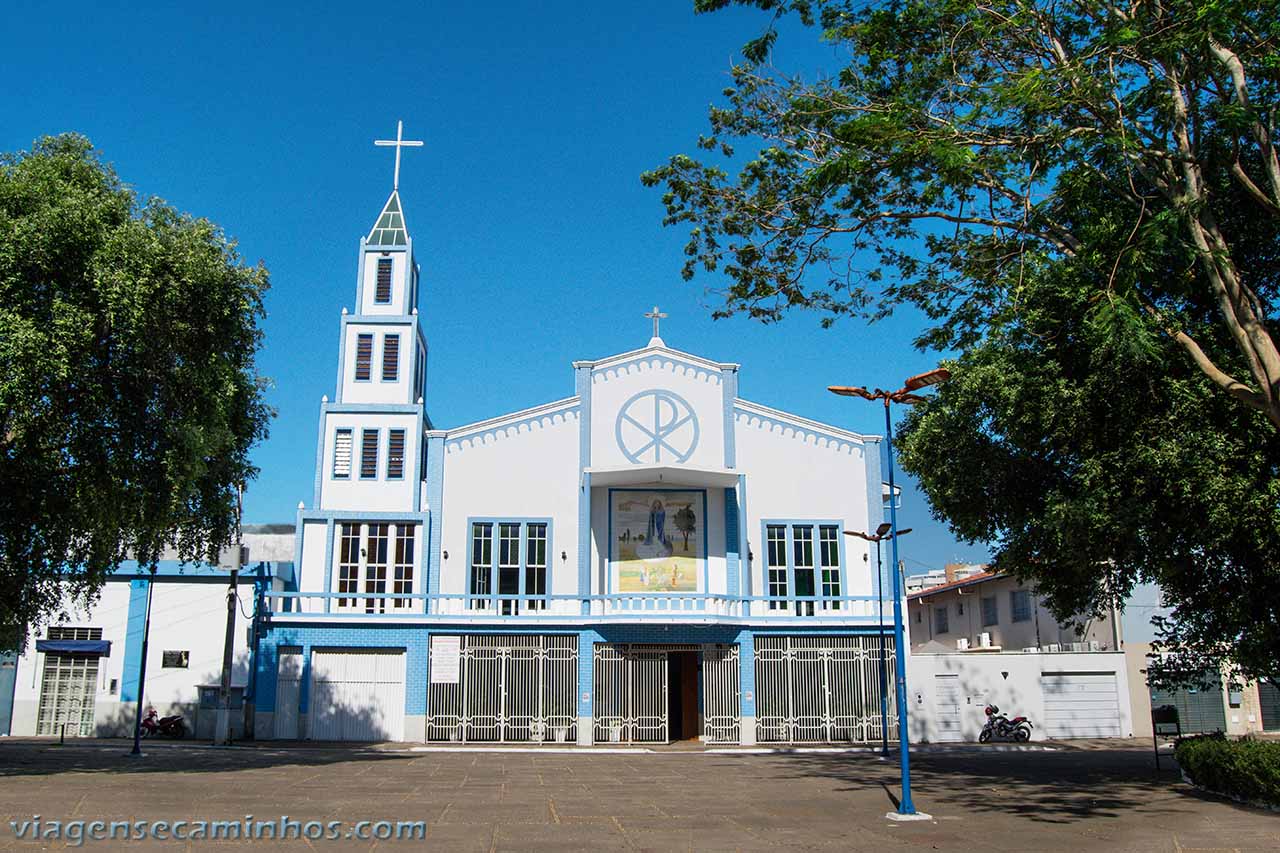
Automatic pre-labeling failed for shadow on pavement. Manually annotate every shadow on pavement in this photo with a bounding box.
[773,744,1199,825]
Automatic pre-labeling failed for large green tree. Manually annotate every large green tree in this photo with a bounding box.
[0,135,272,650]
[644,1,1280,680]
[893,163,1280,685]
[645,0,1280,426]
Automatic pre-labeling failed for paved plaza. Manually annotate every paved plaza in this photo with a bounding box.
[0,739,1276,851]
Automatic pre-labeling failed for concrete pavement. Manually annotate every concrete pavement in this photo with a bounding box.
[0,738,1275,850]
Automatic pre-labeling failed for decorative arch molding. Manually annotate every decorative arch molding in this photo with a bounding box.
[445,406,580,454]
[592,356,724,387]
[734,410,866,457]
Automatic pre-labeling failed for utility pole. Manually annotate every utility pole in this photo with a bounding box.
[215,485,244,746]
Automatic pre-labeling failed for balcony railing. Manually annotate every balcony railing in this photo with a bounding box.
[264,590,887,622]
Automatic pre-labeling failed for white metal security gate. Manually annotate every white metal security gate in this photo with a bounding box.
[309,648,406,742]
[273,647,303,739]
[754,636,895,743]
[593,644,672,743]
[702,644,740,743]
[36,655,98,736]
[426,635,577,743]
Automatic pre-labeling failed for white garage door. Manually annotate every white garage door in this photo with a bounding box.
[309,649,406,742]
[1042,672,1121,738]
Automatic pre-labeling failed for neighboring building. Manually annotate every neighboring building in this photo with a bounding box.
[903,563,986,595]
[249,171,896,746]
[908,572,1120,655]
[905,572,1130,742]
[1121,583,1278,738]
[3,528,293,738]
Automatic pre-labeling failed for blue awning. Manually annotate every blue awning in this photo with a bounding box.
[36,639,112,656]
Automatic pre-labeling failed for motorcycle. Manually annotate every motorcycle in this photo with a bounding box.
[979,704,1032,743]
[140,707,187,739]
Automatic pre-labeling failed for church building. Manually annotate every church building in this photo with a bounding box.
[253,128,898,745]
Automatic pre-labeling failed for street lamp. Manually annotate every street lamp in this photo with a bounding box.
[846,524,912,757]
[128,565,157,757]
[830,367,949,820]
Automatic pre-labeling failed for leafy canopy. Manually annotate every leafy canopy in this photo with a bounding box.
[645,1,1280,681]
[0,135,272,650]
[646,0,1280,426]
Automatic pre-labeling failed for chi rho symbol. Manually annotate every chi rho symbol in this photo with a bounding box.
[615,390,700,464]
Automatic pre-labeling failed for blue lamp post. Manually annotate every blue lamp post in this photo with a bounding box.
[830,367,949,819]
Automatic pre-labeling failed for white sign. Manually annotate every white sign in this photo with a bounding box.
[430,636,461,684]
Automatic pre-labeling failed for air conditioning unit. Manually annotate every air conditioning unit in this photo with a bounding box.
[978,632,991,648]
[1047,643,1060,652]
[956,638,969,651]
[1070,642,1087,652]
[1022,646,1039,653]
[1088,640,1101,652]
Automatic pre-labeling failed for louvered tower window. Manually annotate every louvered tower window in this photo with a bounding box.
[382,334,400,381]
[333,428,353,478]
[354,334,373,381]
[374,257,393,304]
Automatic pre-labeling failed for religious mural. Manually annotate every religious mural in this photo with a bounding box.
[611,490,701,592]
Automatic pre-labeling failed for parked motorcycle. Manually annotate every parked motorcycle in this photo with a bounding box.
[140,707,187,739]
[979,704,1033,743]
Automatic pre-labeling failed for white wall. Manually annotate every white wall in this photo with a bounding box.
[589,354,727,470]
[319,411,419,511]
[734,408,876,598]
[907,651,1133,742]
[10,579,253,737]
[357,248,412,316]
[338,323,417,405]
[439,406,580,597]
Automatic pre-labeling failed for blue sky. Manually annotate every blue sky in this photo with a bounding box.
[3,1,990,575]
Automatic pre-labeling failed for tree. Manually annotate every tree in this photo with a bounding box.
[674,505,698,550]
[892,162,1280,686]
[644,0,1280,427]
[0,135,272,650]
[643,1,1280,681]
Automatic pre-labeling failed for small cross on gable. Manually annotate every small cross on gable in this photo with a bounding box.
[644,305,668,341]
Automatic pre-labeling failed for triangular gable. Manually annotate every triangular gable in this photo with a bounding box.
[367,190,409,246]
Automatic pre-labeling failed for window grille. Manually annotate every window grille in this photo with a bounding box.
[382,334,400,381]
[934,605,949,634]
[354,334,373,381]
[470,523,493,610]
[393,525,414,607]
[1011,589,1032,622]
[766,524,787,609]
[981,595,999,626]
[333,429,352,478]
[360,429,378,479]
[337,523,360,608]
[374,258,393,303]
[47,627,102,641]
[364,524,389,613]
[387,429,405,478]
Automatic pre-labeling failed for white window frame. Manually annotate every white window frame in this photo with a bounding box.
[468,518,553,614]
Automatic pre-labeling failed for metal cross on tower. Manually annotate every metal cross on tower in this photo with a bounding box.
[374,120,424,190]
[644,305,668,339]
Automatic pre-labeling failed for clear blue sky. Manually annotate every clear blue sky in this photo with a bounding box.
[4,0,990,575]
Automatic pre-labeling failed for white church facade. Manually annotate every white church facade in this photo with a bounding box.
[251,168,899,746]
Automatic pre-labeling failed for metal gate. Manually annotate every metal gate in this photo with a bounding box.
[426,635,577,743]
[754,635,895,743]
[1260,681,1280,731]
[702,644,740,743]
[593,644,670,743]
[36,654,99,736]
